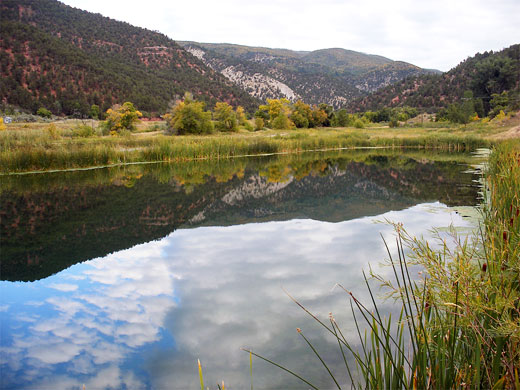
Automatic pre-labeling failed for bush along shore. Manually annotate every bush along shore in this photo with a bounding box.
[244,142,520,389]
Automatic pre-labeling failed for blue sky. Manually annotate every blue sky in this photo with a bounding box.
[60,0,520,71]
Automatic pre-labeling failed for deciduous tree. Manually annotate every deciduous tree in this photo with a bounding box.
[103,102,142,134]
[213,102,238,131]
[164,92,213,135]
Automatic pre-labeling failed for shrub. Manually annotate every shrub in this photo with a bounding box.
[36,107,52,118]
[46,123,60,139]
[243,120,254,131]
[271,113,294,130]
[353,119,365,129]
[213,102,238,132]
[254,117,264,131]
[73,124,95,138]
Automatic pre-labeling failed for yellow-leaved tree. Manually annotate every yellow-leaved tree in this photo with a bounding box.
[213,102,238,132]
[103,102,142,135]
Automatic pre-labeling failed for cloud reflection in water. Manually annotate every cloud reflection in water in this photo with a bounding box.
[0,202,472,389]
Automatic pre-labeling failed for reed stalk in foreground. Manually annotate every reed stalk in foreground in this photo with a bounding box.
[244,144,520,389]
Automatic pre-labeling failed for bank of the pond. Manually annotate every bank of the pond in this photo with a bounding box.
[0,128,492,174]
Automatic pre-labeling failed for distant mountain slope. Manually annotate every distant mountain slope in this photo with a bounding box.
[0,0,260,115]
[180,42,438,108]
[300,48,392,73]
[348,44,520,112]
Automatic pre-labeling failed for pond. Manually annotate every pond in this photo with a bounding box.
[0,150,481,389]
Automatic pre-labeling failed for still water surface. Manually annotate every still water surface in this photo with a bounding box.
[1,150,480,389]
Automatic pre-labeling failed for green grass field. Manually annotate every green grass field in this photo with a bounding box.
[0,116,518,174]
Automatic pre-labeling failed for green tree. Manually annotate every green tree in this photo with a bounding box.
[473,98,485,119]
[374,107,392,122]
[363,111,377,123]
[489,91,510,118]
[318,103,334,126]
[331,109,350,127]
[164,92,213,135]
[446,103,471,125]
[261,98,294,129]
[89,104,100,119]
[271,112,294,130]
[290,100,312,128]
[37,107,52,118]
[254,106,270,122]
[213,102,237,131]
[310,106,328,128]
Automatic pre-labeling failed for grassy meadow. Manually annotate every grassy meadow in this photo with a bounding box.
[1,115,518,174]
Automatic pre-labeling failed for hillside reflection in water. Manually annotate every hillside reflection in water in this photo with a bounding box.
[0,150,480,389]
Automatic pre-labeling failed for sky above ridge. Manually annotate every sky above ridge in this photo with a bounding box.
[60,0,519,72]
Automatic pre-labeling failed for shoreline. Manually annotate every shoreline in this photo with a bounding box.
[0,125,495,174]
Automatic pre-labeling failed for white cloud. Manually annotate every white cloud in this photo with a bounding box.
[48,283,78,292]
[26,342,82,364]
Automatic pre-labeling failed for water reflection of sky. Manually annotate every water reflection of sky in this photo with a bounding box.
[0,202,473,389]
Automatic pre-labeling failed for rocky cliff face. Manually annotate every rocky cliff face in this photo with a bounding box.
[185,46,300,101]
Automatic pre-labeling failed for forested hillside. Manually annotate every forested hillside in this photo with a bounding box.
[0,0,260,116]
[348,44,520,114]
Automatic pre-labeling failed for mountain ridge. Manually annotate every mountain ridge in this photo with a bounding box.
[179,41,439,108]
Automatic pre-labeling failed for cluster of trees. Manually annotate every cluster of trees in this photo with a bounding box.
[163,93,250,134]
[253,100,418,129]
[53,89,516,138]
[163,95,339,134]
[436,89,519,124]
[159,94,425,135]
[254,99,329,130]
[361,107,418,124]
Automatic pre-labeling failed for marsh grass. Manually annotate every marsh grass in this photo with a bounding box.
[245,144,520,389]
[0,122,498,173]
